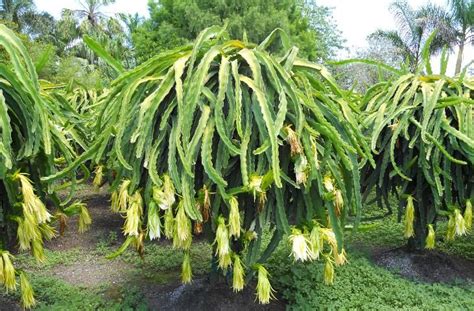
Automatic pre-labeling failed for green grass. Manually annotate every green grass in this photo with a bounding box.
[267,203,474,310]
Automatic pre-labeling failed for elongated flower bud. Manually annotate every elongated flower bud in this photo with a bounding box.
[228,197,241,238]
[289,228,313,262]
[218,252,232,270]
[214,216,230,261]
[232,255,245,292]
[78,204,92,233]
[14,173,52,224]
[93,165,103,188]
[464,200,472,231]
[110,191,119,213]
[15,214,41,251]
[123,191,143,236]
[404,196,415,238]
[334,189,343,217]
[118,180,131,213]
[164,208,174,239]
[309,224,322,260]
[181,252,192,284]
[324,257,334,285]
[454,209,466,236]
[32,239,45,263]
[1,252,16,291]
[20,272,35,308]
[255,265,274,304]
[173,203,192,250]
[425,224,435,249]
[446,214,455,241]
[147,201,161,240]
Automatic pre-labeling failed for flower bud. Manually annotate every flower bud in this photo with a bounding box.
[454,208,466,236]
[1,251,16,291]
[123,191,143,236]
[446,214,455,241]
[255,264,274,304]
[164,208,174,239]
[118,180,131,213]
[324,257,334,285]
[20,272,35,308]
[181,252,192,284]
[147,201,161,240]
[214,216,230,259]
[425,224,435,249]
[404,196,414,238]
[93,165,103,188]
[232,255,245,292]
[323,175,334,193]
[228,197,241,238]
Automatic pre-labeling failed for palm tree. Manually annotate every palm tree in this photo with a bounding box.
[0,0,34,29]
[73,0,115,27]
[447,0,474,74]
[370,0,456,72]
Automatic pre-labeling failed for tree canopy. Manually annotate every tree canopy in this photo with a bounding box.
[132,0,343,63]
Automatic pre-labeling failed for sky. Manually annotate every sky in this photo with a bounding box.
[35,0,472,71]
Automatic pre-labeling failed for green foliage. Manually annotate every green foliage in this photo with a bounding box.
[48,26,370,301]
[132,0,343,63]
[268,249,474,310]
[360,48,474,248]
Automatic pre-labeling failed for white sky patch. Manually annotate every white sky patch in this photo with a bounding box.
[34,0,472,73]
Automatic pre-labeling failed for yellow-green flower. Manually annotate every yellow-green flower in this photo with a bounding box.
[232,255,245,292]
[1,251,16,291]
[175,202,191,243]
[153,174,176,210]
[404,195,415,238]
[214,216,230,259]
[249,174,263,200]
[181,252,192,284]
[294,155,308,185]
[454,208,466,236]
[324,257,334,285]
[464,200,472,231]
[255,264,275,304]
[14,172,51,224]
[425,224,435,250]
[289,228,313,262]
[309,224,322,260]
[123,191,143,236]
[15,214,40,251]
[164,208,174,239]
[334,248,348,266]
[78,203,92,233]
[218,252,232,270]
[147,201,162,240]
[310,136,320,170]
[93,165,103,188]
[110,191,119,213]
[118,179,131,213]
[228,197,241,239]
[20,272,35,308]
[31,239,45,263]
[323,175,334,193]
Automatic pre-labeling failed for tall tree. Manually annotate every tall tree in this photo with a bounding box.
[447,0,474,74]
[370,0,456,72]
[132,0,343,63]
[0,0,33,29]
[73,0,116,27]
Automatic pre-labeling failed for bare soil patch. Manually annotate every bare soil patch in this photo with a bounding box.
[372,247,474,283]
